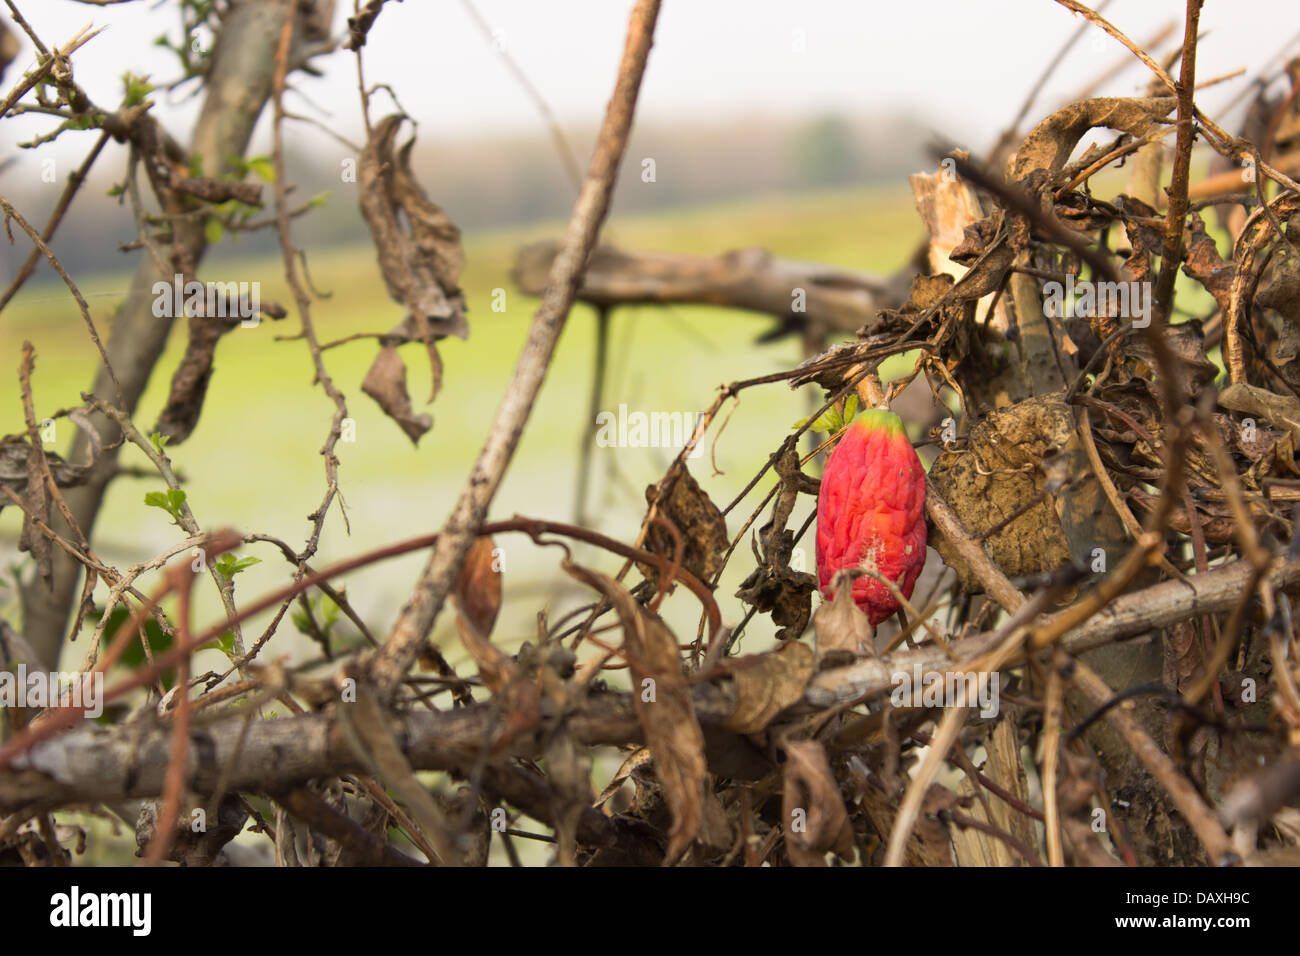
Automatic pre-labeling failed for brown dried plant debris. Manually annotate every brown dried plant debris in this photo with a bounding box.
[781,741,855,867]
[358,114,469,441]
[564,560,709,863]
[639,464,728,587]
[927,396,1078,590]
[735,444,819,640]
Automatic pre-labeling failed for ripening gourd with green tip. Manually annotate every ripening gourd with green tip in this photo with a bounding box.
[815,409,927,625]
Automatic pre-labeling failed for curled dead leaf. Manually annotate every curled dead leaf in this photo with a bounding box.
[721,639,815,734]
[1010,97,1175,181]
[640,464,728,586]
[1219,382,1300,443]
[358,114,469,433]
[361,344,432,445]
[813,572,876,663]
[455,536,502,639]
[359,115,468,341]
[450,540,540,749]
[735,445,819,640]
[453,606,540,751]
[335,677,460,865]
[20,433,50,589]
[594,746,655,809]
[563,559,707,863]
[782,740,854,866]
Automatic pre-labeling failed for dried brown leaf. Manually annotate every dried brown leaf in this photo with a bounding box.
[640,463,728,585]
[782,740,854,866]
[1162,620,1203,696]
[361,344,432,445]
[453,614,512,698]
[1130,490,1237,545]
[813,575,876,661]
[358,115,468,341]
[949,214,1000,264]
[857,779,954,866]
[734,445,819,640]
[450,535,535,745]
[455,536,502,639]
[1183,212,1234,312]
[336,678,459,865]
[18,435,50,588]
[722,639,815,734]
[594,747,654,809]
[906,273,955,311]
[1011,97,1176,181]
[1123,320,1218,391]
[357,114,467,422]
[453,608,540,751]
[564,560,707,863]
[1258,241,1300,325]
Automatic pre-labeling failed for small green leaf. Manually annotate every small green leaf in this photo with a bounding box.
[95,606,175,689]
[144,487,186,523]
[248,156,275,183]
[306,191,332,209]
[204,217,224,245]
[320,593,339,627]
[843,394,859,424]
[793,409,840,433]
[121,71,155,108]
[149,430,171,455]
[290,595,338,660]
[809,409,843,433]
[215,553,260,578]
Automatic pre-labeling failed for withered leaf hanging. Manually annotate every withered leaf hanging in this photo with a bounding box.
[358,114,468,443]
[360,343,432,445]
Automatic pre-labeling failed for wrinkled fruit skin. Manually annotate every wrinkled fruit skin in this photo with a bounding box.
[816,409,927,625]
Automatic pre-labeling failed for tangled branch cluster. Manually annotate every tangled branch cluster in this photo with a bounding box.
[1,0,1299,869]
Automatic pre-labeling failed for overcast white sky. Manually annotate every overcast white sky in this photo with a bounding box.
[3,1,1297,164]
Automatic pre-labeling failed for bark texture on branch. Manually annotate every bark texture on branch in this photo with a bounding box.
[5,555,1290,814]
[511,241,911,335]
[0,685,733,813]
[806,555,1300,705]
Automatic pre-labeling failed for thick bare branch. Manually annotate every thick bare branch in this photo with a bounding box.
[512,241,907,336]
[6,555,1292,814]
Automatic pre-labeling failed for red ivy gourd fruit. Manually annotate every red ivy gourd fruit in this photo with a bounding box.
[815,408,927,625]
